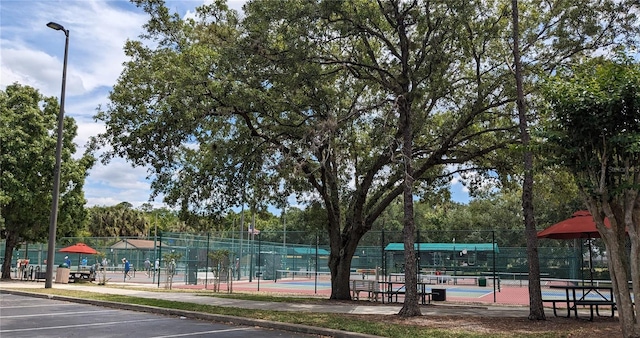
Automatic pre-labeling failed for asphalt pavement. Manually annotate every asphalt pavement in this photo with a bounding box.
[0,279,540,337]
[1,293,319,338]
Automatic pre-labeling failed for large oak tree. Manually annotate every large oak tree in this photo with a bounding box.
[0,83,93,279]
[95,0,516,307]
[94,0,637,314]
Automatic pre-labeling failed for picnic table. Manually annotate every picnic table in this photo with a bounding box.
[68,271,94,283]
[547,285,615,321]
[380,280,432,305]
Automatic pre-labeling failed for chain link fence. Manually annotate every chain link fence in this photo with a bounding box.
[2,229,611,306]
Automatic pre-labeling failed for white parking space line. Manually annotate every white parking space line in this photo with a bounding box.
[0,318,164,334]
[151,327,254,337]
[0,309,119,318]
[1,303,76,309]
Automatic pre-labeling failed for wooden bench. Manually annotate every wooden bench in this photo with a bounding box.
[351,279,378,301]
[573,300,616,321]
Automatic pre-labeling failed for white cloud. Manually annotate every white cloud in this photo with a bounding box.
[449,175,470,192]
[90,160,149,190]
[1,0,155,209]
[0,46,65,96]
[85,159,164,208]
[1,1,148,96]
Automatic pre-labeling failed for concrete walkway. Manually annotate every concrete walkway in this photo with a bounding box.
[0,279,542,337]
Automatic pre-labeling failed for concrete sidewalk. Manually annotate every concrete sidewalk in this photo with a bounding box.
[0,279,540,337]
[0,279,534,316]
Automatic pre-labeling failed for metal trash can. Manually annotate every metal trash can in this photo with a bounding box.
[478,277,487,287]
[432,288,446,301]
[35,272,46,281]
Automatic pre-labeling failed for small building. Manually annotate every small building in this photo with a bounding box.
[384,242,499,272]
[110,239,157,250]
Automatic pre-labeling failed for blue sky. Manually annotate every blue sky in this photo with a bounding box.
[1,0,470,210]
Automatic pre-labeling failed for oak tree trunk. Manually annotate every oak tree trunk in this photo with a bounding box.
[1,233,18,280]
[512,0,545,320]
[590,205,640,338]
[397,94,421,317]
[327,219,364,300]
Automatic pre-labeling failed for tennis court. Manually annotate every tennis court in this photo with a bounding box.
[175,276,530,304]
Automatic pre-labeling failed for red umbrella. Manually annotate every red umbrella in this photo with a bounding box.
[59,243,97,270]
[59,243,98,255]
[537,210,611,284]
[537,210,610,239]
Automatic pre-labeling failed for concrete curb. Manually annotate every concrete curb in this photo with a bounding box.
[0,289,383,338]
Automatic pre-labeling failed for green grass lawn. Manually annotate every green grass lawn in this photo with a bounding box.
[6,287,569,338]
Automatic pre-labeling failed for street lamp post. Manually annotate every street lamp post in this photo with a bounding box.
[44,21,69,289]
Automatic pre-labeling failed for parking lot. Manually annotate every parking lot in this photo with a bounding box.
[0,293,317,338]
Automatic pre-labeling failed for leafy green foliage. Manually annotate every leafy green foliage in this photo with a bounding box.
[543,54,640,336]
[544,55,640,196]
[93,0,639,300]
[208,249,231,267]
[87,203,150,238]
[0,83,93,279]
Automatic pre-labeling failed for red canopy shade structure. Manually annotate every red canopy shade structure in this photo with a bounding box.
[537,210,613,284]
[537,210,610,240]
[59,243,98,255]
[59,243,98,270]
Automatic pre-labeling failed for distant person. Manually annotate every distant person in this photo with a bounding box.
[64,256,71,268]
[100,258,107,274]
[169,259,176,276]
[81,257,88,268]
[144,258,151,277]
[154,258,159,272]
[89,263,97,278]
[123,258,131,280]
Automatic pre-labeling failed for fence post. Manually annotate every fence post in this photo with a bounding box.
[315,232,319,294]
[205,232,210,287]
[157,231,162,288]
[257,234,261,291]
[416,229,421,279]
[492,230,496,303]
[381,229,385,280]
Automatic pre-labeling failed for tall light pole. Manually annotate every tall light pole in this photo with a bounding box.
[45,21,69,288]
